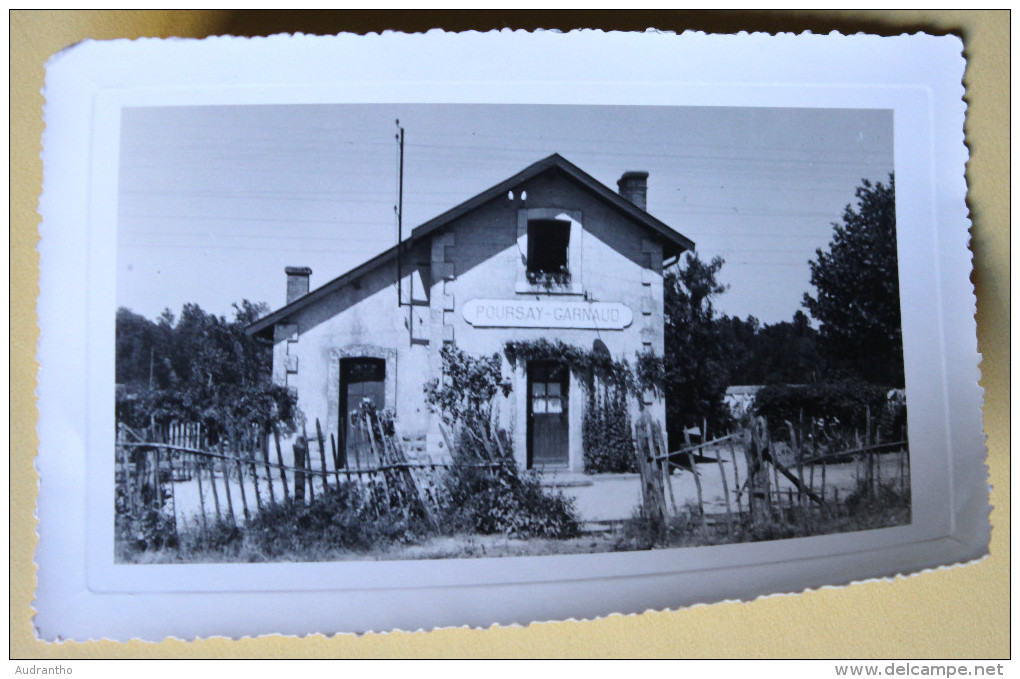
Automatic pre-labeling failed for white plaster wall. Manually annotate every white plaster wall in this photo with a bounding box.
[436,171,670,469]
[270,171,674,469]
[271,242,432,464]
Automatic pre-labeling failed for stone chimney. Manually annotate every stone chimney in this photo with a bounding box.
[285,266,312,304]
[617,171,649,211]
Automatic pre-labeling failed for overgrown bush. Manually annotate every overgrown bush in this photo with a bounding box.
[115,504,178,554]
[246,482,432,557]
[425,344,582,539]
[115,458,178,555]
[752,380,891,441]
[424,345,511,429]
[617,476,911,551]
[440,463,580,539]
[177,519,243,557]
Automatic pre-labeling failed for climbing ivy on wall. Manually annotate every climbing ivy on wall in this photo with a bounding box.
[503,338,663,395]
[503,339,660,473]
[582,382,637,473]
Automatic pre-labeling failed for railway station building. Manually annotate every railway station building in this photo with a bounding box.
[246,154,694,473]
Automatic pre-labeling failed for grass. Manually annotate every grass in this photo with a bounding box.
[117,472,911,564]
[122,524,620,564]
[614,479,911,552]
[117,469,586,564]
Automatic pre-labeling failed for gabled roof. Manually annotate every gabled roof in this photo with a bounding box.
[409,153,694,252]
[247,153,694,339]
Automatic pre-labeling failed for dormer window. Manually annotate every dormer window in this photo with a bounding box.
[527,219,571,285]
[516,208,584,295]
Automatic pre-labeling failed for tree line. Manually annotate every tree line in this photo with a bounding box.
[663,174,902,441]
[117,175,901,452]
[115,300,297,442]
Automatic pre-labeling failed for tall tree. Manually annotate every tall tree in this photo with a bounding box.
[714,311,825,387]
[115,307,156,386]
[663,253,730,444]
[803,175,903,386]
[115,301,296,439]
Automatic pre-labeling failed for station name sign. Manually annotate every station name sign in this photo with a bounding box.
[462,299,633,330]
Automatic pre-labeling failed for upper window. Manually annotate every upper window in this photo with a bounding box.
[526,219,571,284]
[516,207,583,295]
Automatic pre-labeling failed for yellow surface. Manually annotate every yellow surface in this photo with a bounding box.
[10,10,1009,658]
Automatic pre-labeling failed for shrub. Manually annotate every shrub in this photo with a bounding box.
[245,482,432,557]
[440,462,580,539]
[115,456,178,555]
[425,344,582,539]
[752,380,891,441]
[116,505,178,554]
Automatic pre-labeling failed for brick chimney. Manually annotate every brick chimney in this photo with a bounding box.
[285,266,312,304]
[617,171,649,211]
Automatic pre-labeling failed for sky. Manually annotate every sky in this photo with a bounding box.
[117,104,893,326]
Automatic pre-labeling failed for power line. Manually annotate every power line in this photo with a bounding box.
[120,230,397,243]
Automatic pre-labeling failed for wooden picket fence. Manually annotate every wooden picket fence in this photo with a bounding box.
[632,410,909,530]
[115,408,455,539]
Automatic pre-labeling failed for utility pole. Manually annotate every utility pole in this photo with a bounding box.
[395,119,405,307]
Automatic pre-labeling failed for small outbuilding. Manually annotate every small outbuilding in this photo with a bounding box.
[247,154,694,473]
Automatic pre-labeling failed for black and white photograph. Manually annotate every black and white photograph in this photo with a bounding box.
[112,103,909,564]
[33,31,987,640]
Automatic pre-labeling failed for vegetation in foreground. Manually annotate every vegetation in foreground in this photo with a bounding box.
[615,479,911,553]
[118,460,582,564]
[119,472,910,564]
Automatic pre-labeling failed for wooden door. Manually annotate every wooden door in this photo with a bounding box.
[527,361,569,468]
[339,358,386,466]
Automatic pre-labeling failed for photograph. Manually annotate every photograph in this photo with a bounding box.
[112,103,909,565]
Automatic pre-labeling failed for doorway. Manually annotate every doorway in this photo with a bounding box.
[338,357,386,466]
[527,361,569,469]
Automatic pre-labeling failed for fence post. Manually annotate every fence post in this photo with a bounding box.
[232,437,250,522]
[633,415,667,537]
[819,430,827,509]
[729,438,741,514]
[788,421,805,507]
[744,417,772,524]
[315,419,329,492]
[272,424,290,502]
[293,435,307,503]
[247,429,263,512]
[302,423,316,503]
[865,405,874,498]
[164,446,178,537]
[875,428,883,492]
[151,448,161,512]
[330,434,343,485]
[207,455,222,524]
[714,434,733,530]
[218,442,236,525]
[195,456,209,535]
[648,421,676,517]
[261,427,276,505]
[685,448,705,525]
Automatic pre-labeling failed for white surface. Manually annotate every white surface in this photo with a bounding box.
[35,30,985,640]
[462,299,634,329]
